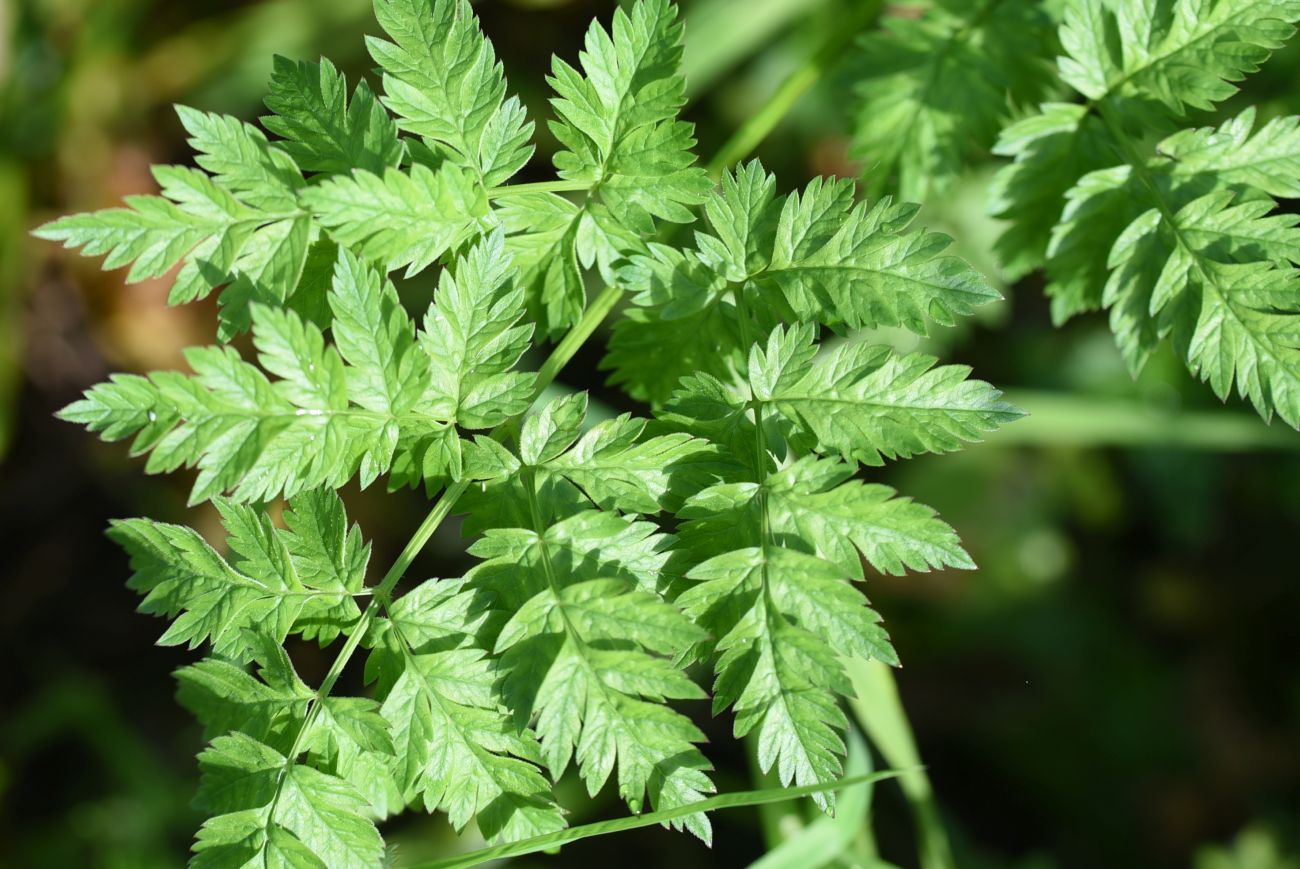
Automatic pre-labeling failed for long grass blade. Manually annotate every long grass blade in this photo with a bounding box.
[406,769,912,869]
[846,659,954,869]
[991,391,1300,451]
[747,729,878,869]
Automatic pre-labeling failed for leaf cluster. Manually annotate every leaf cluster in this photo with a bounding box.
[986,0,1300,426]
[849,0,1300,429]
[43,0,1019,865]
[848,0,1057,200]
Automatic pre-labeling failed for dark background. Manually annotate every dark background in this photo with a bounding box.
[2,1,1299,867]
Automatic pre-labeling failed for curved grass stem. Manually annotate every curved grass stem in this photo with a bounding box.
[705,0,883,177]
[409,769,912,869]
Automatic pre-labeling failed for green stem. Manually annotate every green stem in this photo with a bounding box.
[705,0,883,177]
[276,470,471,789]
[373,484,468,599]
[535,284,624,394]
[484,179,590,199]
[266,593,376,823]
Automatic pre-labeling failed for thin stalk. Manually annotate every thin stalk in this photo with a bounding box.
[705,0,883,177]
[373,483,468,599]
[535,284,624,394]
[484,179,590,199]
[266,593,377,821]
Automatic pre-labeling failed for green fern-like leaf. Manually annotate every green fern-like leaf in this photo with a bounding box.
[192,733,385,869]
[34,159,312,338]
[302,163,488,277]
[468,505,716,841]
[111,491,368,660]
[59,234,533,502]
[42,0,1021,863]
[263,55,405,176]
[638,321,1010,803]
[509,0,709,335]
[452,395,719,837]
[850,0,1055,199]
[606,161,999,404]
[990,0,1300,426]
[369,0,533,188]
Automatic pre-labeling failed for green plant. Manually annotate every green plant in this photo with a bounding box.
[848,0,1056,201]
[992,0,1300,428]
[39,0,1020,865]
[848,0,1300,428]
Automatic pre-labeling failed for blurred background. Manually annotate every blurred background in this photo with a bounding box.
[2,0,1299,867]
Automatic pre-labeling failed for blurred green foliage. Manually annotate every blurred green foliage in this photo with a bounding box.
[3,0,1299,867]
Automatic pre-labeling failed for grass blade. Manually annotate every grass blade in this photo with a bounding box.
[747,729,880,869]
[991,391,1300,451]
[846,659,954,869]
[682,0,832,97]
[404,769,912,869]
